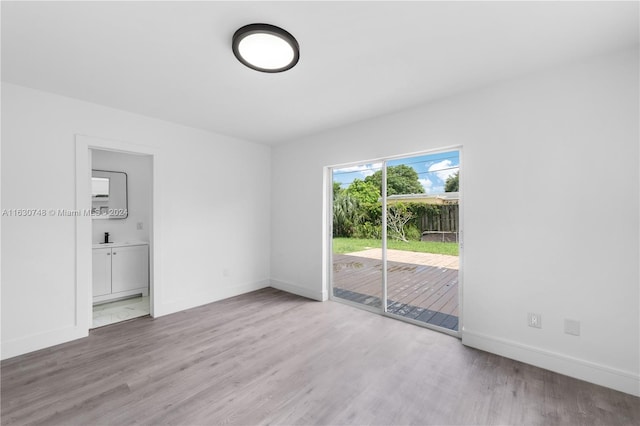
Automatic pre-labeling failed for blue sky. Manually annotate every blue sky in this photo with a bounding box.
[333,150,459,195]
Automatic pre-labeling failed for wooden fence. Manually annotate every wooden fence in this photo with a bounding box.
[419,205,459,242]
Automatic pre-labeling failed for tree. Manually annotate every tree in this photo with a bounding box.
[333,192,362,237]
[444,171,459,192]
[333,181,342,200]
[345,179,382,226]
[365,165,424,195]
[345,179,380,204]
[387,203,414,242]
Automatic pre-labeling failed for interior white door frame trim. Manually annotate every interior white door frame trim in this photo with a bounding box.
[75,134,160,332]
[324,145,464,337]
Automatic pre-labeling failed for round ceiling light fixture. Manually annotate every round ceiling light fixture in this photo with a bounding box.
[232,23,299,73]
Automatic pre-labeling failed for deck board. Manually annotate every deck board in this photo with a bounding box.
[333,252,459,331]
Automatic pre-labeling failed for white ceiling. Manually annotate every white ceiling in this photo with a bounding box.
[2,1,638,145]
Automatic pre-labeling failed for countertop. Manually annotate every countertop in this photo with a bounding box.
[92,241,149,249]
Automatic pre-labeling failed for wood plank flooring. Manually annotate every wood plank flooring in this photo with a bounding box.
[2,288,638,425]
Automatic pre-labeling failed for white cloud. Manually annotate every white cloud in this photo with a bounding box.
[419,178,433,193]
[335,162,382,178]
[420,178,446,195]
[427,160,459,182]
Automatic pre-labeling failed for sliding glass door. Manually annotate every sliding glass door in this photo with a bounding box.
[331,150,461,333]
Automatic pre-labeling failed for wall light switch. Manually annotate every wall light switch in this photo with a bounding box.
[136,222,143,230]
[565,319,580,336]
[528,313,542,328]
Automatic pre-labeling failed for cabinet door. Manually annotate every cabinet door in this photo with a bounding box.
[111,245,149,294]
[92,248,112,297]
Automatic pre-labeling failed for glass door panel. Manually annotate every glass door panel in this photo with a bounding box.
[331,162,384,309]
[385,152,460,331]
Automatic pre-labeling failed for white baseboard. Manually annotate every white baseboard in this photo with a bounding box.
[1,326,88,361]
[462,329,640,397]
[270,279,326,301]
[156,279,271,317]
[2,279,273,360]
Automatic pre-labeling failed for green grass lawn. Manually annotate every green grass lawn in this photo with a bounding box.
[333,237,459,256]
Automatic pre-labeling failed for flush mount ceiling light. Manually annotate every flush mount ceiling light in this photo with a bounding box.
[232,23,299,73]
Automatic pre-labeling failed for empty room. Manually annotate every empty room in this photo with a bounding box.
[1,1,639,425]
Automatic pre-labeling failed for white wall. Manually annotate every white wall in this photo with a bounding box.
[1,83,271,358]
[91,149,152,244]
[271,49,639,395]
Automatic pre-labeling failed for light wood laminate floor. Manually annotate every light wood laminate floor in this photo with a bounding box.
[2,288,638,425]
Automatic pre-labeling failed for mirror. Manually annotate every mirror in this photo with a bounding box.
[92,170,128,219]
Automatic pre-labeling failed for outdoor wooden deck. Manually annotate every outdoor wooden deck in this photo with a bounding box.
[333,250,459,331]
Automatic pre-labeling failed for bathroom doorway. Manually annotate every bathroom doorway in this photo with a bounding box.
[90,149,153,328]
[75,134,161,335]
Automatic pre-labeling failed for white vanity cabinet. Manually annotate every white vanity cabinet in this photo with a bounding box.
[92,242,149,304]
[92,247,112,297]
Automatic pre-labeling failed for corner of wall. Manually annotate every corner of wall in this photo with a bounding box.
[270,279,326,302]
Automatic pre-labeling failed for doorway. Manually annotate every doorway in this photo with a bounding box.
[329,148,462,335]
[90,149,153,328]
[75,135,158,334]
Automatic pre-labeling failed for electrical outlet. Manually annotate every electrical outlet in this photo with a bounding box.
[565,319,580,336]
[528,312,542,328]
[136,222,143,230]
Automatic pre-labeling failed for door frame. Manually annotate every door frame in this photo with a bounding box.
[325,146,464,338]
[75,134,159,332]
